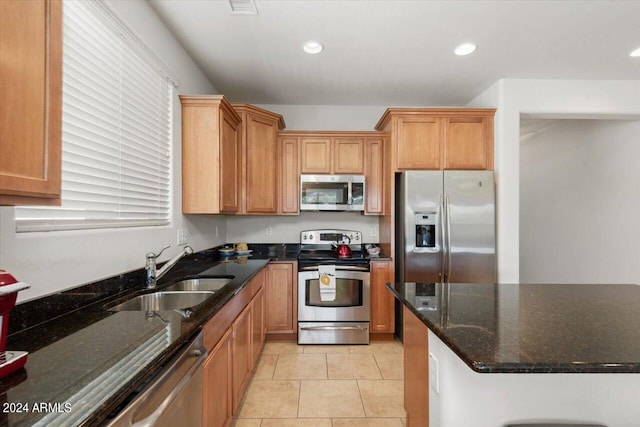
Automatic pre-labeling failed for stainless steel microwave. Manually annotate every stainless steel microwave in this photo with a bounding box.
[300,175,365,211]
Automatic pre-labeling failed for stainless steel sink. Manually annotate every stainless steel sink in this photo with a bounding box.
[164,277,232,292]
[110,291,214,311]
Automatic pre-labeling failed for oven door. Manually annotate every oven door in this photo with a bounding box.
[297,268,370,322]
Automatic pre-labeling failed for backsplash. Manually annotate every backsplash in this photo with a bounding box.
[227,212,379,244]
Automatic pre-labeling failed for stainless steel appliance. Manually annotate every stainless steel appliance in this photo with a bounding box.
[297,229,370,344]
[106,332,207,427]
[395,171,496,284]
[300,175,365,211]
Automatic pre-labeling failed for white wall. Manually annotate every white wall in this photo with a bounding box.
[466,79,640,283]
[227,104,388,243]
[0,0,225,302]
[256,104,387,131]
[520,119,640,283]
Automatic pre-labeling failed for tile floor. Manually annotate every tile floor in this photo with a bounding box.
[232,340,406,427]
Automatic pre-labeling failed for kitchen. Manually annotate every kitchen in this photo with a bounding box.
[1,1,640,426]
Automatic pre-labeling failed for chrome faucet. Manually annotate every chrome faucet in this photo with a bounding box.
[145,245,194,289]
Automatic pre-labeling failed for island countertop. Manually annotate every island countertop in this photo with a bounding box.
[388,281,640,374]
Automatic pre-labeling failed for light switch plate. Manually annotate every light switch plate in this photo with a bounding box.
[429,352,439,394]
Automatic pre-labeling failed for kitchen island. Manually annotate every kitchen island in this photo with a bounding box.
[389,282,640,427]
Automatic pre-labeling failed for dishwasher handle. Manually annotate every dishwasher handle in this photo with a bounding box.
[131,346,207,427]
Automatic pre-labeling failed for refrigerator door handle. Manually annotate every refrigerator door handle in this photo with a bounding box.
[446,195,452,283]
[439,194,446,281]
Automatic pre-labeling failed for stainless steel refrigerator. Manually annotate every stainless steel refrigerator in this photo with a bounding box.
[395,171,496,285]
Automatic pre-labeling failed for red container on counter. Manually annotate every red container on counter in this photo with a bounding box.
[0,270,30,378]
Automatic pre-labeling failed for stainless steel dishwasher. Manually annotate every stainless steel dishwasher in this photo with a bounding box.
[106,331,207,427]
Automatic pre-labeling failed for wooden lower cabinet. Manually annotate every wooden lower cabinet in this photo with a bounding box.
[203,328,232,427]
[251,286,266,365]
[232,304,252,411]
[265,262,297,334]
[202,266,269,425]
[370,260,394,333]
[403,306,429,427]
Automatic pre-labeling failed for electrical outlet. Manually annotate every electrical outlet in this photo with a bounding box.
[265,226,273,236]
[177,229,188,245]
[369,227,377,237]
[215,226,219,236]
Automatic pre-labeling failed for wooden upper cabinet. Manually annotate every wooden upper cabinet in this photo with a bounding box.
[300,136,365,174]
[279,137,300,215]
[232,104,286,215]
[364,137,385,215]
[396,116,442,170]
[180,95,241,214]
[0,0,62,206]
[443,116,493,170]
[333,138,364,174]
[376,108,495,171]
[300,138,332,174]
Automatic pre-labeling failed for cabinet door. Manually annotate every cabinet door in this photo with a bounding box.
[0,0,62,205]
[246,114,278,213]
[265,262,296,333]
[300,138,332,174]
[364,138,384,215]
[232,304,252,411]
[251,286,266,365]
[220,110,240,213]
[443,117,492,170]
[370,261,395,333]
[403,306,429,427]
[333,138,364,174]
[279,137,300,214]
[203,328,232,427]
[396,116,442,170]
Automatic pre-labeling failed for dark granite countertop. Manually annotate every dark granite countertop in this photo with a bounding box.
[389,282,640,374]
[0,249,275,427]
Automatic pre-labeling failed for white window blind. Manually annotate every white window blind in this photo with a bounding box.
[16,1,175,232]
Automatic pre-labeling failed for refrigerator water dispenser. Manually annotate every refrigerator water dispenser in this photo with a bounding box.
[415,212,437,252]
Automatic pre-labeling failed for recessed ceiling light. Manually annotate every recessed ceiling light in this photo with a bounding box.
[454,43,477,56]
[630,47,640,57]
[303,41,324,55]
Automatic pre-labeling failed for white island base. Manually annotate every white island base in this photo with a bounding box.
[426,329,640,427]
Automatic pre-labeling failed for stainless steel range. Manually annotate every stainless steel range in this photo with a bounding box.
[297,229,370,345]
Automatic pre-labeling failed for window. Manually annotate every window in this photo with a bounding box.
[15,1,176,232]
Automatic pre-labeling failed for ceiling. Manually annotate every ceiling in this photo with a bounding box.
[148,0,640,106]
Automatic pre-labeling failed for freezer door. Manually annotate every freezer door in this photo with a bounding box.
[444,171,496,283]
[400,171,444,284]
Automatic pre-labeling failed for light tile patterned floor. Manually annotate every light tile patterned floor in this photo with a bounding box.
[232,340,406,427]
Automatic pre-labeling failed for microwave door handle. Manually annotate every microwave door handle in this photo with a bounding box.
[347,182,353,208]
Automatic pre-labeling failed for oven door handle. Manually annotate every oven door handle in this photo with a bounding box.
[299,265,369,272]
[300,325,369,331]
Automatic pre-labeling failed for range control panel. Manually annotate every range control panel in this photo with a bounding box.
[300,229,362,244]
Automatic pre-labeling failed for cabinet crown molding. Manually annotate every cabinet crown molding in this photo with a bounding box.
[375,108,497,131]
[231,103,286,130]
[179,94,242,124]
